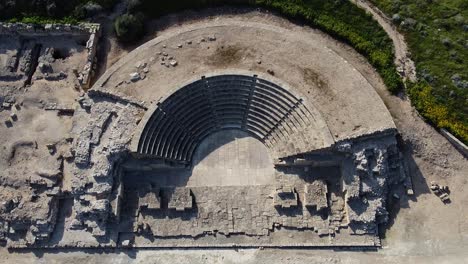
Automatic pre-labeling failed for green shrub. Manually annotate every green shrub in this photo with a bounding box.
[369,0,468,144]
[114,13,145,43]
[93,0,119,9]
[8,15,79,25]
[0,0,118,21]
[127,0,143,13]
[407,81,468,144]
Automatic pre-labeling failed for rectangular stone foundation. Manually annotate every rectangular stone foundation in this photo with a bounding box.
[111,183,380,248]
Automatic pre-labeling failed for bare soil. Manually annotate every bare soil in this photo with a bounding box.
[1,6,466,264]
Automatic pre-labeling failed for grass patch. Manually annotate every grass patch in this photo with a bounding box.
[7,16,79,25]
[369,0,467,143]
[407,81,467,143]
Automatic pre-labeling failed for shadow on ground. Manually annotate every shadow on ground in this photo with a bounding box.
[379,136,430,239]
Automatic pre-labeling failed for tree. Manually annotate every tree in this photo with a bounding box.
[114,13,144,43]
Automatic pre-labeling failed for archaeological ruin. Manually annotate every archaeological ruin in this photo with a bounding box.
[0,19,416,249]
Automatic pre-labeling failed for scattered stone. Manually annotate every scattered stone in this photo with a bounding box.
[186,40,192,45]
[9,113,17,121]
[2,102,12,109]
[130,72,141,82]
[135,61,147,69]
[177,44,183,48]
[267,69,275,75]
[257,60,262,64]
[4,120,13,127]
[431,181,451,203]
[46,144,56,155]
[440,193,450,203]
[169,60,178,67]
[407,188,414,196]
[209,35,216,41]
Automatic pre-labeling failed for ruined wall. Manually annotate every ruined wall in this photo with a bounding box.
[0,22,100,89]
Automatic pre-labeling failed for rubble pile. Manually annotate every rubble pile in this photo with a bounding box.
[430,181,451,203]
[335,131,409,235]
[68,93,145,238]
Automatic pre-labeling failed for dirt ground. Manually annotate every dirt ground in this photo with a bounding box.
[1,6,467,264]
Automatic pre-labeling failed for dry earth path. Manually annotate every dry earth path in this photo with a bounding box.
[351,0,417,82]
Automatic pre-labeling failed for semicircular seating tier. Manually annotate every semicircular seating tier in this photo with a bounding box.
[136,74,331,164]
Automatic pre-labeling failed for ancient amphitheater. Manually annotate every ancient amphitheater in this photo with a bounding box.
[0,6,467,264]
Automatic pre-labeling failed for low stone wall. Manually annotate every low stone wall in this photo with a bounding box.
[440,129,468,158]
[0,22,101,89]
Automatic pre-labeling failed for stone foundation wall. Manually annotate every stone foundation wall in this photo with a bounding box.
[0,22,101,89]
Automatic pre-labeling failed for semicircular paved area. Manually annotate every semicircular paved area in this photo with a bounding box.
[96,20,395,157]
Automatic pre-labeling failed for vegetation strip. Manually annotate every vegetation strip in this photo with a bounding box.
[368,0,467,143]
[2,0,465,143]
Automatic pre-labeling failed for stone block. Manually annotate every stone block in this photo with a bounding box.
[304,180,328,211]
[138,188,161,210]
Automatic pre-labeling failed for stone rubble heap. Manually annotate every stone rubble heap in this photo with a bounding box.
[430,181,451,203]
[334,130,409,235]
